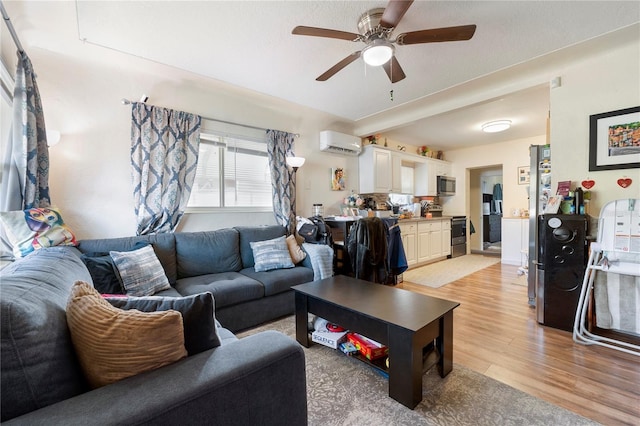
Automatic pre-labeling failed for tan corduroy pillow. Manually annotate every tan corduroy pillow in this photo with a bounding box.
[286,234,307,264]
[66,281,187,388]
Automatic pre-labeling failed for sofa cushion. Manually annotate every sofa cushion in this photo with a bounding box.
[240,265,314,296]
[235,225,287,268]
[250,236,295,272]
[105,292,221,356]
[0,247,92,422]
[175,229,243,278]
[110,245,171,296]
[0,207,77,258]
[174,272,264,308]
[76,234,178,284]
[66,281,187,389]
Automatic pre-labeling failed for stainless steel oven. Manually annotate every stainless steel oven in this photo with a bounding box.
[449,216,467,258]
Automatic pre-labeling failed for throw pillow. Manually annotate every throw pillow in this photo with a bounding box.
[250,235,295,272]
[105,292,221,356]
[110,245,171,296]
[66,281,187,388]
[80,242,149,295]
[286,234,307,264]
[0,207,77,258]
[80,254,124,294]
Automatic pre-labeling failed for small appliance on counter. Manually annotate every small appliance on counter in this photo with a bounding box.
[420,200,443,217]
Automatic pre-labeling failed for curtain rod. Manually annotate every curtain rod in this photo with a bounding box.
[0,2,24,54]
[121,98,299,137]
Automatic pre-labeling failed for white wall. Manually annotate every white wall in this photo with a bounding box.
[550,37,640,216]
[0,2,358,239]
[443,135,546,218]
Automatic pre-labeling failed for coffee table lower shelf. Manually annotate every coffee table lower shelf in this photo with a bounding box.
[293,276,459,409]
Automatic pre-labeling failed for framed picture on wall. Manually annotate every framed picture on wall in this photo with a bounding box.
[331,168,346,191]
[517,166,530,185]
[589,106,640,171]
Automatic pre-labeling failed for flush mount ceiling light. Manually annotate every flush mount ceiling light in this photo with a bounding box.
[362,39,394,67]
[481,120,512,133]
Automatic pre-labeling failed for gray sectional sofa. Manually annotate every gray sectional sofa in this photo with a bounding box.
[76,225,315,332]
[1,225,311,425]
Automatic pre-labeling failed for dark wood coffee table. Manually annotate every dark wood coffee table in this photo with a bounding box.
[292,275,459,409]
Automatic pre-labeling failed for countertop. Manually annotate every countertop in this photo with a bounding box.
[397,216,453,222]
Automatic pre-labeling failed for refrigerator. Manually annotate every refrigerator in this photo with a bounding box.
[535,214,588,331]
[527,145,552,306]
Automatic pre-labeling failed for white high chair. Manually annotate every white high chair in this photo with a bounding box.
[573,199,640,356]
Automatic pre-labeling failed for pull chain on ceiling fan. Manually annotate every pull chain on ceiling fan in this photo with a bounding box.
[291,0,476,83]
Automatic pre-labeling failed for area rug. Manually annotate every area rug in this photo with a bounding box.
[402,254,500,288]
[238,316,597,426]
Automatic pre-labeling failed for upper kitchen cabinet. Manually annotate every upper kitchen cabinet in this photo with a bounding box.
[414,158,452,196]
[359,145,402,193]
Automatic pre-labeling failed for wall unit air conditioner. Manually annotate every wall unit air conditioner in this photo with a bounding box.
[319,130,362,156]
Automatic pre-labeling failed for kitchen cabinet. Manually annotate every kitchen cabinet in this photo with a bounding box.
[399,222,417,266]
[359,145,403,193]
[414,158,452,196]
[442,219,452,256]
[418,220,444,262]
[391,153,402,193]
[501,218,529,266]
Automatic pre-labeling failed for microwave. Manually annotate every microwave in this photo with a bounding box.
[437,176,456,196]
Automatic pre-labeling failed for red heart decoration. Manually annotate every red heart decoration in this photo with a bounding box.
[581,180,595,189]
[617,178,632,188]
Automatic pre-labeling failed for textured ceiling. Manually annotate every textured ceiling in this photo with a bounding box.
[4,1,639,149]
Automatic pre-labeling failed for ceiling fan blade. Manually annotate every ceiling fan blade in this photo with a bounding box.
[395,24,477,45]
[380,0,414,29]
[316,51,362,81]
[382,56,406,83]
[292,26,359,41]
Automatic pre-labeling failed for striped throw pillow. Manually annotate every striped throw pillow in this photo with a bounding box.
[250,236,295,272]
[110,245,171,296]
[66,281,187,388]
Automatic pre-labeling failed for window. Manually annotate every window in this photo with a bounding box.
[188,131,272,210]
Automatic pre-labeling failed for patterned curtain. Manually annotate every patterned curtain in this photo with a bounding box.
[0,51,50,211]
[266,130,296,234]
[130,102,201,235]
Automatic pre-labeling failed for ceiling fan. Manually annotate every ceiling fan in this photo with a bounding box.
[292,0,476,83]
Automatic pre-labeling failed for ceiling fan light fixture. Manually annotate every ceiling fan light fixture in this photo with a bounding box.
[481,120,512,133]
[362,39,394,66]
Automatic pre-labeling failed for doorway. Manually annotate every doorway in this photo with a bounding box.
[469,166,503,256]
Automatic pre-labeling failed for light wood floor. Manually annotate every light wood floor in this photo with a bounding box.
[398,261,640,425]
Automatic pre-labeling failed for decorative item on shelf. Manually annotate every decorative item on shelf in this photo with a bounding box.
[437,150,444,160]
[418,145,429,156]
[367,134,381,145]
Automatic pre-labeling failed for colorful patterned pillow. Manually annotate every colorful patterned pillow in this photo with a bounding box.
[110,245,171,296]
[66,281,187,388]
[0,207,77,258]
[250,236,295,272]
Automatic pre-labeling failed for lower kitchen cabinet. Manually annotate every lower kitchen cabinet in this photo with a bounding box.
[399,222,417,266]
[401,219,451,268]
[442,219,452,256]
